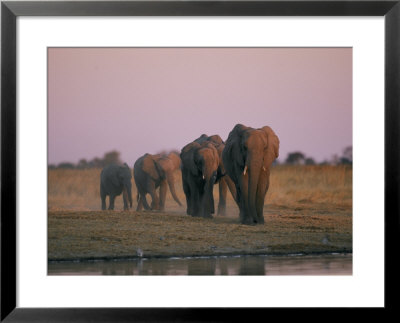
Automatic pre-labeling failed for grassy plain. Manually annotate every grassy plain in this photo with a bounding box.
[48,165,352,260]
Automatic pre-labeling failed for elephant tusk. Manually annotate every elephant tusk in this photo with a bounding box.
[243,165,247,175]
[263,166,266,171]
[202,175,205,180]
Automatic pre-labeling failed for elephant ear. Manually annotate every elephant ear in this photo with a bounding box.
[261,126,280,168]
[153,159,166,180]
[181,142,201,176]
[142,154,160,180]
[193,147,205,176]
[223,125,248,181]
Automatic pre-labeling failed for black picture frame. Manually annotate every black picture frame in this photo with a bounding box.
[1,0,399,321]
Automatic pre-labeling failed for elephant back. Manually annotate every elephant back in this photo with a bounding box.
[157,152,181,173]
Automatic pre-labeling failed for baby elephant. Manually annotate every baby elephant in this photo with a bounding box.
[100,163,133,210]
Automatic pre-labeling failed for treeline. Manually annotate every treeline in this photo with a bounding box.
[281,146,352,165]
[49,146,352,169]
[48,151,123,169]
[48,150,180,169]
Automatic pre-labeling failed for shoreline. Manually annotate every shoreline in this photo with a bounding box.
[49,209,352,263]
[48,249,352,263]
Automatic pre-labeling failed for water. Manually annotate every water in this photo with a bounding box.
[48,253,352,275]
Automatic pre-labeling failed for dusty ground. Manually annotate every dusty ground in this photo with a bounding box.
[48,165,352,261]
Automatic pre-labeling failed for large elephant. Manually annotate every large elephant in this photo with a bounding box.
[100,163,133,210]
[222,124,279,225]
[133,152,182,211]
[192,134,237,216]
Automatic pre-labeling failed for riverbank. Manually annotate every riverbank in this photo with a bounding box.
[48,207,352,262]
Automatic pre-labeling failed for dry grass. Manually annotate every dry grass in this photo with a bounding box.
[269,165,352,209]
[48,165,352,213]
[48,165,352,260]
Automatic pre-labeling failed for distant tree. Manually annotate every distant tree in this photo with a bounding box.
[339,157,352,165]
[305,157,316,165]
[48,164,56,169]
[57,162,75,169]
[88,157,104,168]
[343,146,352,160]
[103,150,121,166]
[330,154,340,165]
[77,159,89,169]
[340,146,353,164]
[285,152,305,165]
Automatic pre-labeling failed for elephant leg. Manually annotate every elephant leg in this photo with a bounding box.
[255,170,270,224]
[136,196,144,211]
[201,179,215,218]
[140,192,152,210]
[189,180,200,217]
[238,175,252,224]
[202,188,214,218]
[101,197,107,211]
[234,183,245,223]
[108,194,116,210]
[122,188,129,211]
[197,192,205,218]
[136,181,150,210]
[146,181,159,210]
[210,190,215,215]
[182,173,192,215]
[100,186,107,210]
[217,178,227,216]
[159,179,168,211]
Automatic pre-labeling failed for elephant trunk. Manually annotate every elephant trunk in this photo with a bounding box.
[166,173,182,206]
[225,175,238,205]
[202,177,215,218]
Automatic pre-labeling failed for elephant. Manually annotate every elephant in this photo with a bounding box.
[192,134,237,216]
[100,163,133,210]
[180,134,235,218]
[180,141,220,218]
[133,152,182,211]
[222,124,279,225]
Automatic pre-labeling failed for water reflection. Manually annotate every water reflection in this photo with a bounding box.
[48,254,352,276]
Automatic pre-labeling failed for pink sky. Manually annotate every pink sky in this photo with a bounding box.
[48,47,352,165]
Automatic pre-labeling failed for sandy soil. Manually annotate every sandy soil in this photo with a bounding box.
[48,207,351,261]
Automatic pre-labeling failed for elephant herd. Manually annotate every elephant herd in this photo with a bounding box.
[100,123,280,225]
